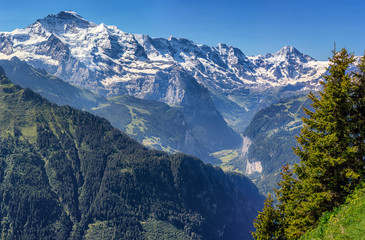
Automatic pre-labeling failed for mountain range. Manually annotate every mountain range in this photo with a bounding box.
[0,11,333,193]
[0,10,350,239]
[0,11,328,135]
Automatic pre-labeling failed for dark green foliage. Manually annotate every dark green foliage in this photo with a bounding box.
[351,54,365,178]
[0,69,263,239]
[252,194,283,240]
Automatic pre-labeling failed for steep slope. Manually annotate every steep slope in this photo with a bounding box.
[223,95,313,193]
[0,58,213,162]
[0,57,106,109]
[89,95,215,162]
[0,11,328,133]
[0,67,263,239]
[301,185,365,240]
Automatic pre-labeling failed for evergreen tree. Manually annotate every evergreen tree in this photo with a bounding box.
[351,54,365,176]
[282,48,358,237]
[252,194,283,240]
[253,48,365,239]
[274,165,302,239]
[295,49,358,194]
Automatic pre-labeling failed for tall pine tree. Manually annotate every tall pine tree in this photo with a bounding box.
[289,48,358,236]
[253,48,365,240]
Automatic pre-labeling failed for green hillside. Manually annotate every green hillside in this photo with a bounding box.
[301,185,365,240]
[0,58,215,163]
[0,67,263,239]
[245,95,313,193]
[90,95,215,163]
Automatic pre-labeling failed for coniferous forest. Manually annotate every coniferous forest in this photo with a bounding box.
[0,67,263,239]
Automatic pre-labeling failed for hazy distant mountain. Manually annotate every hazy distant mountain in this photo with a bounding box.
[0,58,214,162]
[0,11,328,134]
[233,95,313,193]
[0,67,263,240]
[0,57,106,109]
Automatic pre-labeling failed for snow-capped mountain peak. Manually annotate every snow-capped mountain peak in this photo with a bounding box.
[247,46,327,86]
[216,43,251,66]
[0,11,329,91]
[274,45,314,63]
[275,45,298,55]
[32,11,97,35]
[0,11,329,134]
[61,10,82,17]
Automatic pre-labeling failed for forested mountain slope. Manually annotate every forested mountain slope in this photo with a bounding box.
[0,67,263,239]
[241,95,313,193]
[0,58,212,162]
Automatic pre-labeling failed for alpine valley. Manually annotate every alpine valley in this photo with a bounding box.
[0,68,264,239]
[0,10,337,239]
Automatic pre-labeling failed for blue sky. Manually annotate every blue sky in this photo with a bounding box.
[0,0,364,60]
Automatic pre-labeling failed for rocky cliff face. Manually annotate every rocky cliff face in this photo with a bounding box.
[0,11,244,151]
[240,95,313,193]
[0,11,328,139]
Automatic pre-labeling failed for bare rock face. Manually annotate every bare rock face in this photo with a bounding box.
[0,11,328,138]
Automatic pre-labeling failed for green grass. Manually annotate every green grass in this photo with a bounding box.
[211,149,243,174]
[301,186,365,240]
[142,137,178,153]
[125,105,149,135]
[285,118,302,131]
[84,221,115,240]
[90,103,111,110]
[141,218,190,240]
[120,167,133,174]
[211,149,240,163]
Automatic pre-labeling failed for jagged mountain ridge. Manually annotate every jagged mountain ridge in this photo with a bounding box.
[0,11,328,132]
